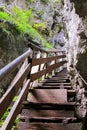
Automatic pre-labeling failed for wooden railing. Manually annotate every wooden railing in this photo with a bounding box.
[0,42,66,130]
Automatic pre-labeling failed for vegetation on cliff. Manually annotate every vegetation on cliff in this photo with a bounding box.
[0,7,52,48]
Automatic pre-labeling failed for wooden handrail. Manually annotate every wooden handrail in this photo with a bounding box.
[28,39,65,53]
[0,43,66,130]
[0,48,32,82]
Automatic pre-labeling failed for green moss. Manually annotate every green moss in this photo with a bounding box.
[0,7,52,48]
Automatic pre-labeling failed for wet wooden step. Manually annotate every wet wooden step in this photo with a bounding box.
[29,89,67,103]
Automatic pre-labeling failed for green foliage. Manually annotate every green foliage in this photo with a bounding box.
[0,101,19,129]
[13,96,18,102]
[40,0,48,4]
[38,77,42,82]
[33,22,46,30]
[0,11,12,21]
[0,107,11,127]
[0,7,52,48]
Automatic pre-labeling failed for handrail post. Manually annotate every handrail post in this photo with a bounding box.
[30,50,41,87]
[51,52,55,76]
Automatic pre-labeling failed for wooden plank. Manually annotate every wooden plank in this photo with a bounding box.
[31,61,67,82]
[30,86,71,90]
[20,109,74,121]
[29,117,79,123]
[23,101,75,110]
[30,69,46,82]
[0,64,30,119]
[38,82,71,86]
[29,89,67,103]
[32,58,47,66]
[1,79,30,130]
[18,122,82,130]
[32,55,66,66]
[47,61,67,73]
[47,55,66,62]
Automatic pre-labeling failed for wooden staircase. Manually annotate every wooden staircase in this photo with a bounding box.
[0,42,84,130]
[18,69,82,130]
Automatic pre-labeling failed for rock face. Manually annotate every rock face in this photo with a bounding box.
[61,0,87,123]
[61,0,87,84]
[71,0,87,83]
[0,0,63,70]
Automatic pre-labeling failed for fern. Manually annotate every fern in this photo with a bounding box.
[0,7,52,48]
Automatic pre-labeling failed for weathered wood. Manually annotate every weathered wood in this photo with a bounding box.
[29,89,67,103]
[20,108,74,121]
[32,55,66,66]
[0,41,67,130]
[0,64,30,119]
[29,117,80,123]
[47,61,67,73]
[1,79,30,130]
[23,101,76,110]
[31,86,71,90]
[38,82,71,86]
[28,41,65,53]
[31,61,67,82]
[32,58,47,66]
[30,69,46,82]
[18,122,82,130]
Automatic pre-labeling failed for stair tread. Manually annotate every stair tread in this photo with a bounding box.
[23,101,76,110]
[31,86,71,90]
[29,89,67,103]
[39,82,71,86]
[18,122,82,130]
[29,117,80,123]
[20,109,74,119]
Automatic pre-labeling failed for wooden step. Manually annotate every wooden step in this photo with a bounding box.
[40,80,69,83]
[18,122,82,130]
[40,79,70,82]
[31,86,71,90]
[23,102,76,110]
[29,89,67,103]
[20,109,74,120]
[38,82,71,86]
[20,116,80,123]
[29,89,76,97]
[29,117,80,123]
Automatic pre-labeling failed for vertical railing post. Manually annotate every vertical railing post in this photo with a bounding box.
[51,52,55,76]
[40,51,48,80]
[31,50,41,87]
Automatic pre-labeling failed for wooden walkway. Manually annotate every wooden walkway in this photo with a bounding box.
[18,69,82,130]
[0,43,84,130]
